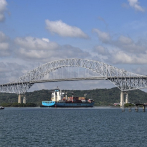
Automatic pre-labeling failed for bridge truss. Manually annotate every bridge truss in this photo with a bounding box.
[0,58,147,94]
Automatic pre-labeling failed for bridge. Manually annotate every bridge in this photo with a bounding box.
[0,58,147,106]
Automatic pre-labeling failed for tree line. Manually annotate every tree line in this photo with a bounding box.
[0,87,147,106]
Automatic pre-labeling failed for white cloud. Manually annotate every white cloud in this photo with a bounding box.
[128,0,145,12]
[45,19,88,38]
[0,62,29,83]
[15,36,58,50]
[93,46,108,55]
[93,46,147,64]
[110,50,135,64]
[42,38,50,42]
[14,36,91,61]
[0,42,9,50]
[0,31,10,56]
[93,28,147,64]
[118,36,133,44]
[111,50,147,64]
[0,31,7,41]
[14,36,59,60]
[94,46,147,64]
[0,0,7,22]
[116,36,146,53]
[98,16,108,27]
[115,36,146,53]
[17,45,90,61]
[93,28,146,53]
[18,48,51,59]
[93,29,111,43]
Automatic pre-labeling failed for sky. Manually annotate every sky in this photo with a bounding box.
[0,0,147,91]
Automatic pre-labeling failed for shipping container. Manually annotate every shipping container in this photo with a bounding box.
[78,97,85,100]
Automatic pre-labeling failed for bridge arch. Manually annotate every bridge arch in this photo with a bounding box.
[0,58,146,94]
[16,58,142,91]
[16,58,119,82]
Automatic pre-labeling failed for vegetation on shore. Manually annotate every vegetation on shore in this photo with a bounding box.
[0,87,147,107]
[124,103,135,107]
[1,103,37,107]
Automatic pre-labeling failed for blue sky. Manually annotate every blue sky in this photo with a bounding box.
[0,0,147,90]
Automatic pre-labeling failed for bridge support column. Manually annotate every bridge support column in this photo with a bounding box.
[120,91,124,107]
[125,93,129,103]
[18,94,21,104]
[23,96,26,104]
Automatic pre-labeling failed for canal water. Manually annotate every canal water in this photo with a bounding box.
[0,107,147,147]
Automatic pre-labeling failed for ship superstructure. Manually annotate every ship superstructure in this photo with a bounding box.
[51,88,64,102]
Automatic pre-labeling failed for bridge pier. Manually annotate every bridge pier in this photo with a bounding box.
[125,93,129,103]
[23,96,26,104]
[120,91,124,107]
[18,94,21,103]
[120,92,129,107]
[18,94,26,104]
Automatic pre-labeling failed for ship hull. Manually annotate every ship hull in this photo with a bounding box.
[55,102,94,107]
[41,101,55,107]
[41,101,94,107]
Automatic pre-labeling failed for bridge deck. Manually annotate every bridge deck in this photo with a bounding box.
[0,76,147,86]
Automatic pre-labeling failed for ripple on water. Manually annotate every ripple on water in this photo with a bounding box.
[0,107,147,147]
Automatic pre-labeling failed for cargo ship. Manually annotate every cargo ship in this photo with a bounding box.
[41,88,94,107]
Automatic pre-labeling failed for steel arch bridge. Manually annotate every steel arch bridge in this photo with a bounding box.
[0,58,147,94]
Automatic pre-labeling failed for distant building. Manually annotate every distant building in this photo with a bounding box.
[113,103,120,106]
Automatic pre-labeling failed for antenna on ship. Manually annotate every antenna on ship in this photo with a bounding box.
[84,93,87,103]
[65,91,68,100]
[71,91,74,103]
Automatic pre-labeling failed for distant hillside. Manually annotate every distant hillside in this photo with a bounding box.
[0,87,147,106]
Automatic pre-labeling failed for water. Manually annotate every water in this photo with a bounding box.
[0,107,147,147]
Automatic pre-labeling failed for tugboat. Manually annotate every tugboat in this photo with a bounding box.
[41,88,94,107]
[0,106,4,110]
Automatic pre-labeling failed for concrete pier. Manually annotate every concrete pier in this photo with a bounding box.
[136,104,146,112]
[18,94,27,104]
[23,96,26,104]
[125,93,128,103]
[120,91,124,107]
[18,94,21,103]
